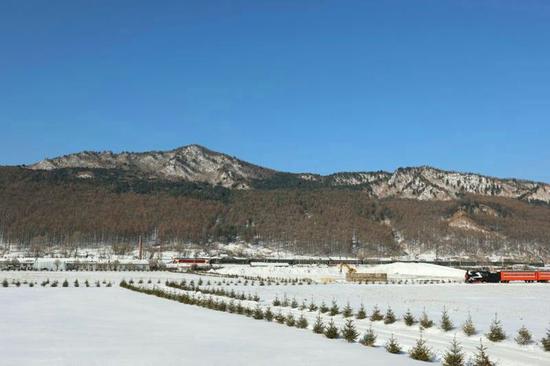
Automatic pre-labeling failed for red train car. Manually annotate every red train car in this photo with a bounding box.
[173,258,210,265]
[499,271,537,283]
[536,271,550,282]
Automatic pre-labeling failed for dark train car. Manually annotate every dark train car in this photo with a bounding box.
[465,270,500,283]
[466,270,550,283]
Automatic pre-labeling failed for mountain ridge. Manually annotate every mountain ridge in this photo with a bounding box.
[27,144,550,203]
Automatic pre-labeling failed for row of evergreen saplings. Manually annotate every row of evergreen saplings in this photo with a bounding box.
[2,278,113,287]
[188,272,314,285]
[120,280,550,363]
[271,296,550,349]
[308,312,496,366]
[164,280,260,302]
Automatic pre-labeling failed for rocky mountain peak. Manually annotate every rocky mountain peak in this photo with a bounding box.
[27,145,550,202]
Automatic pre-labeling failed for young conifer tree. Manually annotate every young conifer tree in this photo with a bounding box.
[296,313,309,329]
[442,337,465,366]
[308,299,318,312]
[253,304,264,320]
[419,309,434,329]
[462,312,477,336]
[370,305,384,321]
[471,340,495,366]
[312,314,324,334]
[264,307,274,322]
[515,325,532,345]
[324,318,339,339]
[486,313,506,342]
[359,326,377,347]
[275,310,285,324]
[341,319,359,342]
[409,333,434,362]
[403,309,416,326]
[285,313,296,327]
[356,303,367,320]
[542,328,550,352]
[342,302,353,318]
[385,334,402,354]
[384,306,396,324]
[440,307,454,331]
[329,300,340,316]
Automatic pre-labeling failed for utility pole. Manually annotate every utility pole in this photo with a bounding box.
[138,235,143,260]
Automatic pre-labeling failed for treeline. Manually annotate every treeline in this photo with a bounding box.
[1,167,549,259]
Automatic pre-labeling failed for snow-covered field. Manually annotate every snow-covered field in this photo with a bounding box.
[1,287,414,366]
[1,263,549,365]
[210,262,466,281]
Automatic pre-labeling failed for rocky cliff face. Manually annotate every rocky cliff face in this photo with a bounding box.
[29,145,550,202]
[30,145,275,189]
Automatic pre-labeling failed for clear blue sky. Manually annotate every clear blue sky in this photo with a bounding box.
[1,1,550,182]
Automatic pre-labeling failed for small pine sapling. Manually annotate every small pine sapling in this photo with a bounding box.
[403,309,416,326]
[275,311,285,324]
[313,314,324,334]
[462,312,477,336]
[515,325,533,345]
[419,310,434,329]
[227,300,236,313]
[291,297,298,309]
[440,307,454,332]
[308,300,318,312]
[319,301,329,313]
[385,334,402,354]
[370,305,384,321]
[285,313,296,327]
[272,296,281,306]
[329,300,340,316]
[384,307,396,324]
[471,340,495,366]
[62,279,69,287]
[359,326,377,347]
[74,279,79,287]
[341,319,359,342]
[324,318,339,339]
[342,302,353,318]
[542,328,550,351]
[409,333,434,361]
[486,313,506,342]
[253,305,264,320]
[442,337,465,366]
[356,304,367,319]
[264,307,274,322]
[296,313,309,329]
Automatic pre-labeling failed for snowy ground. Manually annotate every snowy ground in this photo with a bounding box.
[1,287,415,366]
[2,264,549,365]
[209,262,467,281]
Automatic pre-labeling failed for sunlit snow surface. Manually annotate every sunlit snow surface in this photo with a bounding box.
[1,264,550,366]
[1,287,413,366]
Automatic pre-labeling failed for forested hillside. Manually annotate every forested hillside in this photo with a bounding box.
[1,166,549,260]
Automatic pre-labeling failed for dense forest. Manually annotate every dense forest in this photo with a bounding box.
[1,166,549,260]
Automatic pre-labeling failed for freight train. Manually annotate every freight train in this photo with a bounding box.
[465,270,550,283]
